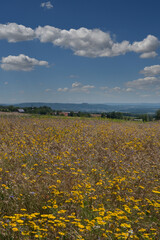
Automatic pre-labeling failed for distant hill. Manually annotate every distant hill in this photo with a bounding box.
[13,102,160,114]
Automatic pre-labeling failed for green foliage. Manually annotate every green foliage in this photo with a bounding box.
[24,106,53,115]
[155,109,160,120]
[138,114,153,122]
[0,105,53,115]
[69,111,91,118]
[101,112,106,118]
[101,111,123,119]
[101,111,154,122]
[0,105,19,112]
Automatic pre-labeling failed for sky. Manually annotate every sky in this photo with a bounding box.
[1,0,160,104]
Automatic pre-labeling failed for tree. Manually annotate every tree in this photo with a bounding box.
[7,105,18,112]
[69,111,75,117]
[139,114,149,122]
[101,112,106,118]
[106,111,123,119]
[155,109,160,120]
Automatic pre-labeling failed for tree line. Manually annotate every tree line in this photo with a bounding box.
[101,110,160,121]
[0,105,160,121]
[0,105,53,115]
[0,105,91,117]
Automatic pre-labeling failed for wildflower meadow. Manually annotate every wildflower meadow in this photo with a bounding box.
[0,115,159,239]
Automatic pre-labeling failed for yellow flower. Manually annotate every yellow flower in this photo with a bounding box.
[152,190,160,194]
[120,223,131,228]
[42,206,47,209]
[35,234,42,238]
[22,231,30,235]
[102,233,108,237]
[58,210,67,214]
[20,208,27,211]
[53,204,58,209]
[138,228,146,232]
[86,225,91,231]
[12,228,19,232]
[123,205,131,214]
[16,219,24,224]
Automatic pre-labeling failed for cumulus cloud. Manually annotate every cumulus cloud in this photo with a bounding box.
[112,86,121,91]
[35,26,160,58]
[126,88,134,92]
[126,76,160,89]
[45,88,52,92]
[140,65,160,76]
[1,54,48,71]
[100,86,108,90]
[35,26,132,57]
[70,82,95,93]
[81,85,95,90]
[130,35,160,53]
[0,23,160,58]
[126,64,160,90]
[41,1,53,9]
[57,87,69,92]
[57,82,95,93]
[140,51,157,58]
[0,23,35,42]
[100,86,135,93]
[101,86,123,92]
[72,82,81,88]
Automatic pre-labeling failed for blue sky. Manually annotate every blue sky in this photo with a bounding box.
[1,0,160,104]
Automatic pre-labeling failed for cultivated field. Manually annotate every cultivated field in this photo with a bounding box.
[0,115,159,239]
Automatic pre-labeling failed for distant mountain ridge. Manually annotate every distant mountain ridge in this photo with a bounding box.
[12,102,160,114]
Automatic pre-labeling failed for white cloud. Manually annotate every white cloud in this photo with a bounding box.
[35,26,160,58]
[100,86,108,90]
[41,1,53,9]
[0,23,35,42]
[126,88,134,92]
[4,81,8,85]
[71,82,95,92]
[100,86,123,93]
[0,23,159,58]
[57,87,69,92]
[140,51,157,58]
[130,35,160,53]
[81,85,95,91]
[1,54,48,71]
[35,26,131,57]
[100,86,135,93]
[72,82,81,88]
[140,65,160,76]
[113,86,121,91]
[126,76,160,89]
[126,64,160,90]
[45,88,52,92]
[57,82,95,93]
